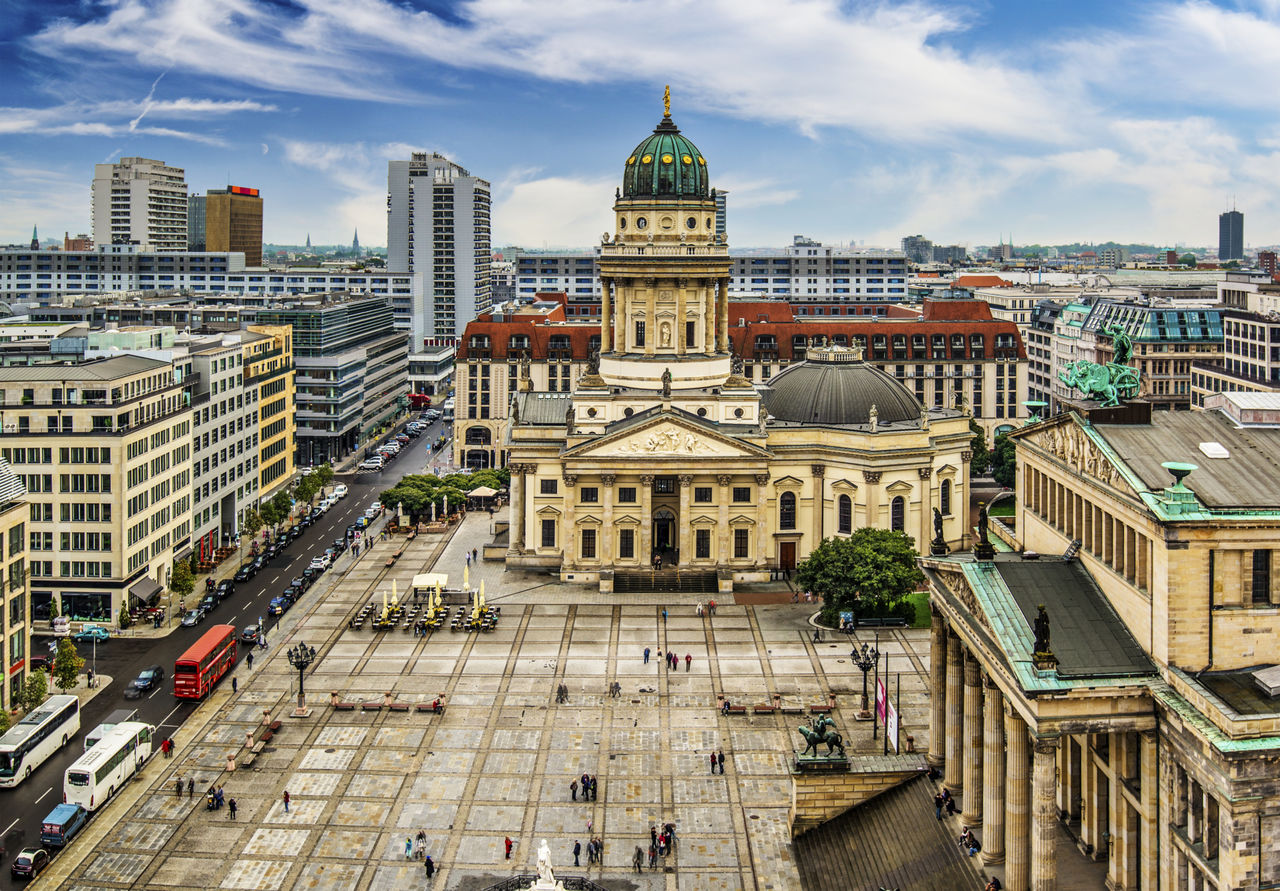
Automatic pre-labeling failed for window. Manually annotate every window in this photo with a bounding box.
[941,479,952,516]
[7,523,23,559]
[618,487,637,504]
[686,321,696,348]
[732,486,751,503]
[580,487,599,504]
[635,321,646,348]
[541,519,556,548]
[619,528,634,559]
[540,479,558,495]
[838,494,852,534]
[891,496,905,532]
[779,492,796,530]
[695,528,711,559]
[734,528,749,559]
[581,529,597,559]
[1253,549,1272,605]
[653,477,675,494]
[694,487,712,503]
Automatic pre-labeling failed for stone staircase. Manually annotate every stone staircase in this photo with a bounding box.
[613,570,718,593]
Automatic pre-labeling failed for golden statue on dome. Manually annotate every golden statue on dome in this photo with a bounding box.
[663,84,670,117]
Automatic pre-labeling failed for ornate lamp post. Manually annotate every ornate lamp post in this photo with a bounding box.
[286,641,317,713]
[850,640,878,720]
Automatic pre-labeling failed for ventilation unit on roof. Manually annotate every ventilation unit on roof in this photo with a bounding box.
[1199,442,1229,459]
[1253,664,1280,698]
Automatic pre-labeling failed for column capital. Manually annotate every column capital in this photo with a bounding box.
[640,474,655,486]
[753,472,770,486]
[918,466,933,480]
[964,649,981,684]
[678,474,693,487]
[961,450,973,463]
[983,673,999,691]
[601,473,617,486]
[717,474,732,487]
[1032,736,1059,756]
[811,464,826,478]
[562,473,578,488]
[862,470,882,484]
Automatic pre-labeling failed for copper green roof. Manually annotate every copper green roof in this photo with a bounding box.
[622,115,709,200]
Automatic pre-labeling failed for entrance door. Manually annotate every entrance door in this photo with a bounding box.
[779,541,796,571]
[653,509,675,551]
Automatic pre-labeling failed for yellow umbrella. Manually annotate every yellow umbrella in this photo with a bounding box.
[470,586,479,623]
[478,580,486,613]
[391,579,399,609]
[463,562,470,592]
[433,582,442,616]
[382,585,388,613]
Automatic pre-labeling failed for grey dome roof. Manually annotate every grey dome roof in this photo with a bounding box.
[763,346,922,427]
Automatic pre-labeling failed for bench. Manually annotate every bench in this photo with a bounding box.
[385,558,397,568]
[361,702,382,711]
[753,705,776,714]
[780,706,804,714]
[334,702,358,711]
[258,730,273,744]
[723,705,747,715]
[269,721,282,733]
[388,702,410,712]
[414,704,446,715]
[809,705,832,714]
[856,617,908,628]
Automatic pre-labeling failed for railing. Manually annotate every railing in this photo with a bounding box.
[601,243,729,257]
[481,876,611,891]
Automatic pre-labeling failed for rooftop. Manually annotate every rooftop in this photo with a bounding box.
[0,354,170,382]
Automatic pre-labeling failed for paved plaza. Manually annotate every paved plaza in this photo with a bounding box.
[48,510,936,890]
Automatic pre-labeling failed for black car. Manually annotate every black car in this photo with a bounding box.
[252,555,268,573]
[132,664,165,692]
[281,585,302,604]
[233,563,256,583]
[291,575,310,592]
[199,594,218,615]
[301,567,319,585]
[10,848,48,879]
[286,526,303,543]
[299,513,315,528]
[332,537,348,554]
[215,580,235,600]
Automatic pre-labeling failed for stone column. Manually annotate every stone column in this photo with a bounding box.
[1139,730,1159,891]
[717,474,731,564]
[510,464,528,553]
[677,475,692,565]
[863,470,882,528]
[754,473,770,567]
[944,635,964,791]
[1031,736,1059,891]
[927,610,947,769]
[562,473,578,567]
[919,466,933,550]
[811,464,825,547]
[962,651,984,825]
[601,277,612,351]
[718,277,730,352]
[640,475,654,563]
[703,278,715,354]
[601,473,616,565]
[1005,706,1031,891]
[982,677,1006,864]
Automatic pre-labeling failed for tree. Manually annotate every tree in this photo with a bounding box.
[794,529,925,622]
[0,709,10,733]
[47,599,59,622]
[969,419,990,478]
[119,602,132,629]
[52,640,83,693]
[170,559,195,605]
[315,463,334,489]
[22,671,47,713]
[992,434,1017,489]
[259,501,282,531]
[270,489,293,525]
[294,475,320,505]
[242,509,263,537]
[1179,253,1197,267]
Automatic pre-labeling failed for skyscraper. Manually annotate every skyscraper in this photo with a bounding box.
[714,189,728,239]
[187,195,207,251]
[387,152,491,340]
[91,157,188,251]
[206,186,263,265]
[901,234,934,264]
[1219,209,1244,261]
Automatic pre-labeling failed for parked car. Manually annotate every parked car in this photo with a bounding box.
[332,537,348,554]
[72,625,110,644]
[215,580,235,600]
[10,847,49,879]
[281,584,302,604]
[233,563,256,583]
[29,654,50,673]
[40,803,88,848]
[267,597,289,617]
[367,501,383,517]
[51,616,70,638]
[308,554,330,572]
[131,664,165,693]
[180,610,202,627]
[395,433,410,444]
[199,594,219,615]
[292,575,310,592]
[333,483,348,499]
[299,512,316,528]
[241,625,261,644]
[355,516,370,530]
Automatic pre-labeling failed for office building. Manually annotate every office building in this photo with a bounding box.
[206,186,263,266]
[187,196,206,252]
[0,356,192,627]
[243,326,295,499]
[252,295,408,466]
[1219,209,1244,261]
[933,244,967,265]
[386,152,492,340]
[62,233,92,252]
[91,157,188,251]
[0,459,29,711]
[714,190,728,239]
[901,234,934,264]
[1259,251,1277,276]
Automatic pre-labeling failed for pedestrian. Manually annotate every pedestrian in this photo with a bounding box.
[718,749,725,774]
[643,647,650,665]
[685,653,692,672]
[570,778,577,801]
[228,798,237,820]
[633,846,644,873]
[246,652,254,670]
[934,792,944,820]
[187,777,195,797]
[573,840,581,867]
[405,836,413,859]
[505,836,513,859]
[415,830,426,860]
[232,676,238,694]
[709,598,716,615]
[424,855,435,878]
[283,790,290,813]
[648,842,658,870]
[472,547,478,562]
[709,752,717,774]
[466,553,470,567]
[590,775,597,801]
[87,667,94,688]
[650,825,658,849]
[662,608,667,625]
[175,776,183,797]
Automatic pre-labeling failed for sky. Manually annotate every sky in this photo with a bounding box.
[3,0,1280,252]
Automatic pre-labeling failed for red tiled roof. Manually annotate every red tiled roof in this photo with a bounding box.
[952,275,1013,289]
[920,299,996,321]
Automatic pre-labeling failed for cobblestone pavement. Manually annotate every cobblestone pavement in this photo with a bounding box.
[47,508,934,891]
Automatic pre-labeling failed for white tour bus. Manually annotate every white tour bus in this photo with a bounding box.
[63,721,154,810]
[0,695,81,788]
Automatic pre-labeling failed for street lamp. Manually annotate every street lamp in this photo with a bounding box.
[286,641,317,713]
[850,640,878,720]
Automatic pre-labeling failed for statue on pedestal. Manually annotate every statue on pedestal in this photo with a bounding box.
[930,506,948,556]
[661,367,672,398]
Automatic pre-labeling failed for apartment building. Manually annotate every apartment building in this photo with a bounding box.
[1191,307,1280,407]
[0,460,30,710]
[91,157,188,252]
[0,356,192,626]
[243,325,295,499]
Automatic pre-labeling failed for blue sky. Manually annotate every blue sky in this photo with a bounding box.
[3,0,1280,251]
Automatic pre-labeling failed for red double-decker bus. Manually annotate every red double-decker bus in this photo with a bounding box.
[174,625,237,699]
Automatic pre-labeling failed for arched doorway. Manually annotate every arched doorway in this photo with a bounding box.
[652,508,676,553]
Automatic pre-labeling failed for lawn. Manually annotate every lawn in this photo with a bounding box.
[990,502,1015,517]
[906,589,931,628]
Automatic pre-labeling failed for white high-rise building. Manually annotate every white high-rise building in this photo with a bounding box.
[387,152,491,341]
[91,157,188,252]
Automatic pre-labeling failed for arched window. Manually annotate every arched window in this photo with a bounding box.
[940,479,952,516]
[837,494,852,534]
[891,496,905,532]
[465,427,492,445]
[779,492,796,530]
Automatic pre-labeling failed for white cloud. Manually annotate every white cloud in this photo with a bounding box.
[0,157,89,244]
[492,175,615,248]
[0,95,276,144]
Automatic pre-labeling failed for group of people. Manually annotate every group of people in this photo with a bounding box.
[707,750,726,774]
[632,822,678,872]
[933,787,959,819]
[569,773,599,801]
[401,831,438,876]
[572,837,604,866]
[958,826,981,858]
[205,785,228,812]
[159,737,175,758]
[645,648,692,671]
[555,683,570,704]
[174,776,196,797]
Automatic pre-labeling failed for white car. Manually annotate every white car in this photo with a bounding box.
[359,457,384,471]
[333,484,348,499]
[309,554,331,571]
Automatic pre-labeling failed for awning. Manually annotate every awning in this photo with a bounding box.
[467,485,499,498]
[129,578,162,607]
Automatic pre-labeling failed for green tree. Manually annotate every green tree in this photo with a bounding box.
[992,434,1017,489]
[1223,259,1240,269]
[969,419,990,477]
[0,709,10,733]
[170,559,195,605]
[52,640,84,693]
[259,501,283,531]
[1179,253,1197,267]
[294,475,320,505]
[794,529,925,622]
[22,671,47,712]
[242,508,263,537]
[315,463,334,489]
[270,489,293,525]
[118,602,132,629]
[47,599,59,623]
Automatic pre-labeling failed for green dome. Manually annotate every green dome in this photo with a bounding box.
[622,115,709,200]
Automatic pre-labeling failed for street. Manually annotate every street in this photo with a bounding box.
[0,415,448,886]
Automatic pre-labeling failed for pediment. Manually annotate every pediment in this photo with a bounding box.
[564,412,770,461]
[1017,415,1136,495]
[689,514,717,527]
[830,478,859,493]
[885,480,915,493]
[536,505,562,517]
[729,515,756,526]
[772,475,804,489]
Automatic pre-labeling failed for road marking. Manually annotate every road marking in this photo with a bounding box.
[33,786,51,805]
[2,818,17,836]
[159,704,184,728]
[272,574,282,584]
